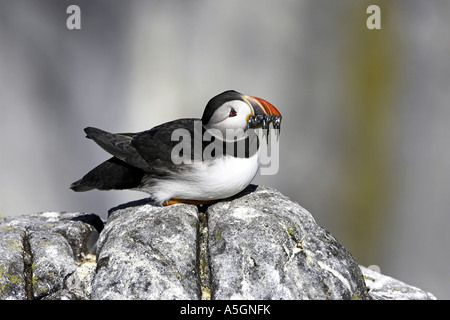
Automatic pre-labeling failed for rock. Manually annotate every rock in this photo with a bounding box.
[0,225,27,300]
[360,266,436,300]
[91,199,200,300]
[207,185,369,299]
[0,212,102,300]
[0,186,437,300]
[91,185,369,300]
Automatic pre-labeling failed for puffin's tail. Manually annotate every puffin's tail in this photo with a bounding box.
[70,157,144,192]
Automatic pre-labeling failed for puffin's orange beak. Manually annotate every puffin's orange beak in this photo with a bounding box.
[244,95,281,117]
[243,95,282,131]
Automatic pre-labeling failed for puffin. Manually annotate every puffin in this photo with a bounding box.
[70,90,281,206]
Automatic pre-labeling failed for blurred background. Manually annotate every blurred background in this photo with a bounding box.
[1,0,449,298]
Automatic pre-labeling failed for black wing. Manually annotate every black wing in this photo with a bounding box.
[130,118,202,176]
[85,118,201,175]
[84,127,149,169]
[71,119,201,192]
[70,156,144,191]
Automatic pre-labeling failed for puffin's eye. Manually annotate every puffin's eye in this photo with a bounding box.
[229,107,237,117]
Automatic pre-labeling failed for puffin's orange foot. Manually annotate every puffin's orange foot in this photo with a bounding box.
[163,198,217,206]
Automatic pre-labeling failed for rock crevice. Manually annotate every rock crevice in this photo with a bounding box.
[21,229,34,300]
[197,211,211,300]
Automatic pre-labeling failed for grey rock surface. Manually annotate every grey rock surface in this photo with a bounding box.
[0,185,437,300]
[360,266,436,300]
[0,212,102,300]
[91,200,200,299]
[207,185,369,299]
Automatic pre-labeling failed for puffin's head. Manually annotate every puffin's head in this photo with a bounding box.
[201,90,282,140]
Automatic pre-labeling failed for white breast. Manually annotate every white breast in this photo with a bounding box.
[141,152,260,204]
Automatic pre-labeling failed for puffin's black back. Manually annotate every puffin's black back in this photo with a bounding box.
[70,119,202,192]
[201,90,243,125]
